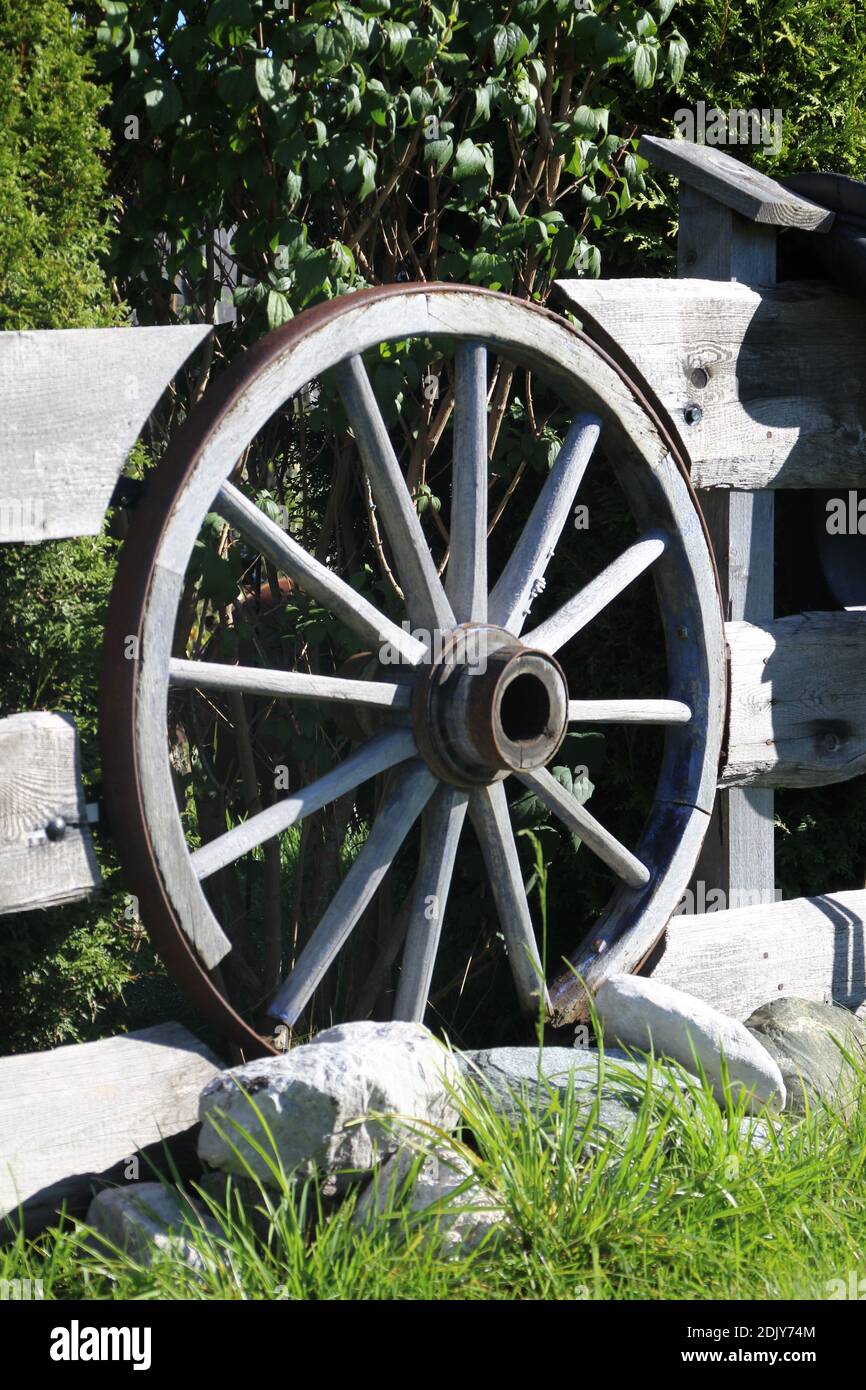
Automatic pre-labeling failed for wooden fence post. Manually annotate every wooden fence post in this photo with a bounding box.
[639,136,832,908]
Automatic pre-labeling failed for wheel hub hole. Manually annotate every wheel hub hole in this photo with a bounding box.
[499,674,550,743]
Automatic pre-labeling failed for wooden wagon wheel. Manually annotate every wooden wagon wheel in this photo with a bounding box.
[101,284,725,1058]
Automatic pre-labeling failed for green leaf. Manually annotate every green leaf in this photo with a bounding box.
[491,22,528,67]
[468,85,492,129]
[516,102,535,139]
[315,24,355,68]
[293,247,332,305]
[404,34,438,76]
[255,57,294,106]
[636,8,658,38]
[357,148,377,200]
[217,65,255,110]
[667,32,689,85]
[382,20,412,64]
[424,134,453,174]
[633,42,658,89]
[467,250,512,291]
[283,170,303,207]
[267,289,293,330]
[143,78,182,133]
[409,85,434,121]
[453,138,488,180]
[206,0,254,44]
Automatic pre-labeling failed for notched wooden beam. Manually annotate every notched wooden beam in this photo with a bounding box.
[638,135,834,231]
[0,711,101,913]
[649,888,866,1022]
[0,1023,220,1233]
[0,325,212,542]
[723,611,866,788]
[553,278,866,490]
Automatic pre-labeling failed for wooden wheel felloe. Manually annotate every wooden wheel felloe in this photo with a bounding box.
[100,284,725,1058]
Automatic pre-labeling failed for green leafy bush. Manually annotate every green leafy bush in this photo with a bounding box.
[0,2,182,1053]
[94,0,688,334]
[0,0,123,330]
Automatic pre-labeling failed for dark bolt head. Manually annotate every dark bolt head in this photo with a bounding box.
[690,367,709,389]
[45,815,67,842]
[683,402,703,426]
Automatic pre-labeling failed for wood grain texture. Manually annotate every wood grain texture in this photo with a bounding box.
[553,277,866,490]
[0,326,211,541]
[723,611,866,788]
[650,890,866,1022]
[0,1023,220,1232]
[676,183,778,283]
[469,781,550,1017]
[638,135,834,230]
[0,712,100,913]
[446,343,488,623]
[169,658,412,709]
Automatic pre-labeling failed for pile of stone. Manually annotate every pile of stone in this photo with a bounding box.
[86,983,866,1265]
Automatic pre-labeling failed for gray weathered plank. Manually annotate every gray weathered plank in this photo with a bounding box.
[0,1023,220,1232]
[723,611,866,788]
[650,890,866,1022]
[0,712,100,913]
[0,326,211,542]
[676,182,777,283]
[554,277,866,491]
[638,135,833,230]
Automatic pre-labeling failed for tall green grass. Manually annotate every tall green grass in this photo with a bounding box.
[4,1043,865,1301]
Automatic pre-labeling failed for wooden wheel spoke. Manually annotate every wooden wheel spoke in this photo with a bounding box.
[568,698,692,726]
[215,481,425,665]
[446,343,488,623]
[169,658,412,711]
[524,530,667,654]
[469,782,550,1017]
[336,355,455,634]
[516,767,650,889]
[190,727,417,881]
[394,786,469,1022]
[489,412,601,633]
[267,761,438,1026]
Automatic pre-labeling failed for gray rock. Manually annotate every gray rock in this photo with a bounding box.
[198,1021,462,1190]
[745,997,866,1116]
[87,1184,219,1270]
[459,1045,661,1144]
[737,1116,781,1151]
[354,1146,506,1255]
[596,974,786,1112]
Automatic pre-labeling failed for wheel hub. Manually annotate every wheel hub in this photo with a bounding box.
[411,625,569,788]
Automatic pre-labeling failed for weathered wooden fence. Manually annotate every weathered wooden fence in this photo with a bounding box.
[2,136,866,1231]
